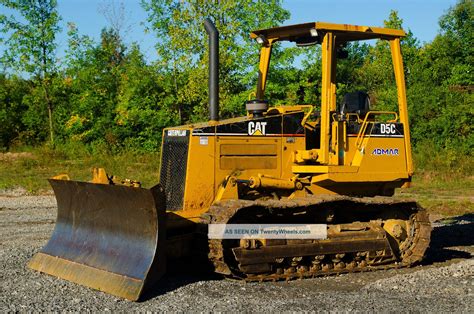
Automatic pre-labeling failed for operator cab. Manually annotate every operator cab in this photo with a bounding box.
[248,22,412,170]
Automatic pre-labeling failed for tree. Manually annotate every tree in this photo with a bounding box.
[0,0,61,145]
[0,73,29,149]
[59,24,177,151]
[439,0,473,86]
[64,22,94,72]
[141,0,290,122]
[98,0,132,43]
[414,0,473,154]
[64,28,127,146]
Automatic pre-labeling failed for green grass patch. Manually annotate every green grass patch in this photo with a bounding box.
[397,149,474,216]
[396,172,473,217]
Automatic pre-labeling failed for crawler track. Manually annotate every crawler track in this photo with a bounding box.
[203,196,431,282]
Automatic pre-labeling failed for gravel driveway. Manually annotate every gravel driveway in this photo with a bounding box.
[1,193,472,312]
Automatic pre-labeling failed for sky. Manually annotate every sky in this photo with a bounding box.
[2,0,460,64]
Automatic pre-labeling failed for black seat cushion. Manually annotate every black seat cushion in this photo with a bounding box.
[341,91,370,116]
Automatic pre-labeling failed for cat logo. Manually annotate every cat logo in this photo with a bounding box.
[248,121,267,136]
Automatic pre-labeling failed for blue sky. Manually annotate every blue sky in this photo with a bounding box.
[3,0,459,63]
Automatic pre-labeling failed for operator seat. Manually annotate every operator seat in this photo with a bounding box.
[340,91,370,118]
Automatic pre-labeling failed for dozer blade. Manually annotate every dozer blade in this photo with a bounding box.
[28,179,166,301]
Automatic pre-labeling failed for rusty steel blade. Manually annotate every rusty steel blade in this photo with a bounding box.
[28,179,166,301]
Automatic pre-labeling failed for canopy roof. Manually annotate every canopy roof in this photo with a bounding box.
[250,22,405,43]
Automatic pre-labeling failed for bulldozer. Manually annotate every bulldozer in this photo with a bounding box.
[28,19,432,301]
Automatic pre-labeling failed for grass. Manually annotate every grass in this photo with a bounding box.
[1,144,472,217]
[396,173,473,217]
[0,144,161,193]
[394,151,474,216]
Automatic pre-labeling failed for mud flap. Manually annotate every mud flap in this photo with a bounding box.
[28,179,166,301]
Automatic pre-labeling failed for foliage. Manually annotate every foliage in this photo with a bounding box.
[141,0,290,122]
[406,0,473,154]
[0,73,29,149]
[0,0,61,144]
[59,28,179,151]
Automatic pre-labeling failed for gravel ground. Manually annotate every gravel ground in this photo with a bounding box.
[0,193,473,312]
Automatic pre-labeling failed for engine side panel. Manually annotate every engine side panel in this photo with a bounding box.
[161,111,307,214]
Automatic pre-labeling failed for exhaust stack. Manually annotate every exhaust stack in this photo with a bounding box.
[204,18,219,121]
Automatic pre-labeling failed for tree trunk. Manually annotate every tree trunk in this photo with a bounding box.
[47,103,54,144]
[43,83,54,145]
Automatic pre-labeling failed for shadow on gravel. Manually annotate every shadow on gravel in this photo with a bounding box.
[423,213,473,265]
[140,260,222,302]
[140,214,474,301]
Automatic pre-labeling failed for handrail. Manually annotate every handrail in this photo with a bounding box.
[355,111,398,149]
[300,105,315,127]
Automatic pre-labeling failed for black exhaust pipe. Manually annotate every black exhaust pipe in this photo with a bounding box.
[204,18,219,121]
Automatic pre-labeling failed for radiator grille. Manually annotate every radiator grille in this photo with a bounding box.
[160,130,189,211]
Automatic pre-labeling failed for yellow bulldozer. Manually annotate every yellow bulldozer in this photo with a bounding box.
[28,19,432,301]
